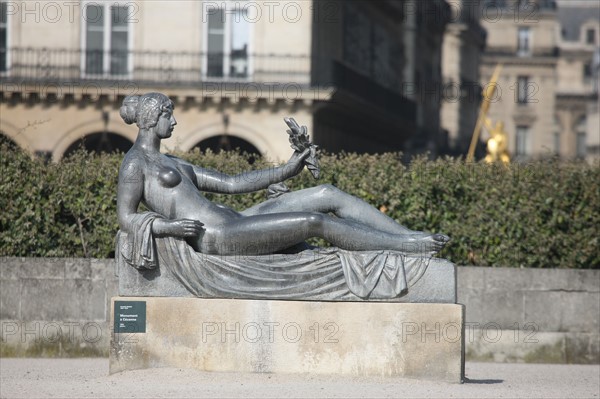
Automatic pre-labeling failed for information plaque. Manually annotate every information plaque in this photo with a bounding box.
[114,301,146,333]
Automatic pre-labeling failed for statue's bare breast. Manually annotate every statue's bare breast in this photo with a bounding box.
[141,154,240,227]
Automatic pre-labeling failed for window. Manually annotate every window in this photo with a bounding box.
[539,0,556,10]
[553,132,560,155]
[517,76,530,104]
[517,27,530,56]
[0,1,8,72]
[576,117,586,158]
[82,3,131,76]
[553,117,561,155]
[484,0,507,7]
[343,2,394,87]
[576,133,586,158]
[516,126,530,157]
[586,29,596,45]
[584,62,592,79]
[204,4,251,79]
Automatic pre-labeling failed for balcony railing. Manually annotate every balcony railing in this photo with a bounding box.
[483,46,560,58]
[0,47,418,123]
[0,47,312,87]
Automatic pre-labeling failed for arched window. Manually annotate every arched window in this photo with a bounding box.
[63,132,133,158]
[192,135,261,163]
[0,132,20,151]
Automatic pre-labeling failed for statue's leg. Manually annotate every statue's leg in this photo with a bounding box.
[199,211,445,256]
[241,184,415,235]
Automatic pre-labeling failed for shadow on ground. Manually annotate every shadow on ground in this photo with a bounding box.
[464,378,504,384]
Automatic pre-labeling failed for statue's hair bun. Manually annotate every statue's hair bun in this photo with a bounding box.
[120,95,140,125]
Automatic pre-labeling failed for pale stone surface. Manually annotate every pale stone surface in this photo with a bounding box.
[109,297,465,383]
[463,328,600,364]
[0,280,20,319]
[457,267,600,335]
[21,280,106,321]
[3,359,600,399]
[0,320,110,357]
[2,258,599,363]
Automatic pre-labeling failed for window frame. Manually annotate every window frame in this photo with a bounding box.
[517,76,530,104]
[553,117,561,156]
[586,28,596,45]
[0,0,11,75]
[517,26,531,57]
[583,62,593,80]
[80,1,134,79]
[201,1,254,81]
[515,125,530,158]
[576,132,587,158]
[483,0,507,8]
[575,117,587,159]
[553,131,560,155]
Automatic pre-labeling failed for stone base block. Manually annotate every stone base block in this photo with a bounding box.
[110,297,465,383]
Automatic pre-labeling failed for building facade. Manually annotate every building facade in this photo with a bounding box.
[555,0,600,161]
[479,0,599,161]
[0,0,451,162]
[1,0,319,161]
[402,0,452,156]
[441,0,486,155]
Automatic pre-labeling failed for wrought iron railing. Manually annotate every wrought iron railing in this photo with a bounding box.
[0,47,312,87]
[0,47,418,122]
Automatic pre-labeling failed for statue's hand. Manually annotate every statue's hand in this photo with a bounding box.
[286,148,311,176]
[284,117,320,179]
[163,219,204,238]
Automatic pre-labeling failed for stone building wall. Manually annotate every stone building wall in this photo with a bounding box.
[0,0,431,161]
[479,0,599,161]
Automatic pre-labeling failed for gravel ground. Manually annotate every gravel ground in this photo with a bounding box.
[0,358,598,399]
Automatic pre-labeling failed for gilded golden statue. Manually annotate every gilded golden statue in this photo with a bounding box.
[484,119,510,164]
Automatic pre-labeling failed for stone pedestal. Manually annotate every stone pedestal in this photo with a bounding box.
[110,297,465,383]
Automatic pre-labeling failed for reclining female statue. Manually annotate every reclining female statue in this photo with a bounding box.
[116,92,452,300]
[117,92,448,256]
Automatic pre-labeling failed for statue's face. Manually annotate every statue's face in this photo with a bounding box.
[155,105,177,139]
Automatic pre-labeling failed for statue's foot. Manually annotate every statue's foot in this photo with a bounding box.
[401,233,450,255]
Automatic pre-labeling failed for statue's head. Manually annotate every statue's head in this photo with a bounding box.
[120,93,174,129]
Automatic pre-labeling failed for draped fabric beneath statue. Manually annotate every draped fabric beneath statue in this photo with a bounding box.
[117,212,431,300]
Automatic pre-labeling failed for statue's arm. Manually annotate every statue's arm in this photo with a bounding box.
[117,158,203,237]
[168,150,309,194]
[484,117,493,131]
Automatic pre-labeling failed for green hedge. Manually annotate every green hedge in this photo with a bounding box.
[1,144,598,268]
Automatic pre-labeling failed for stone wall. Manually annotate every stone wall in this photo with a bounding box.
[0,258,118,357]
[458,267,599,364]
[1,258,598,363]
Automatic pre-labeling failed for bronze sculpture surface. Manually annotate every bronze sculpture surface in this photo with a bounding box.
[116,92,453,301]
